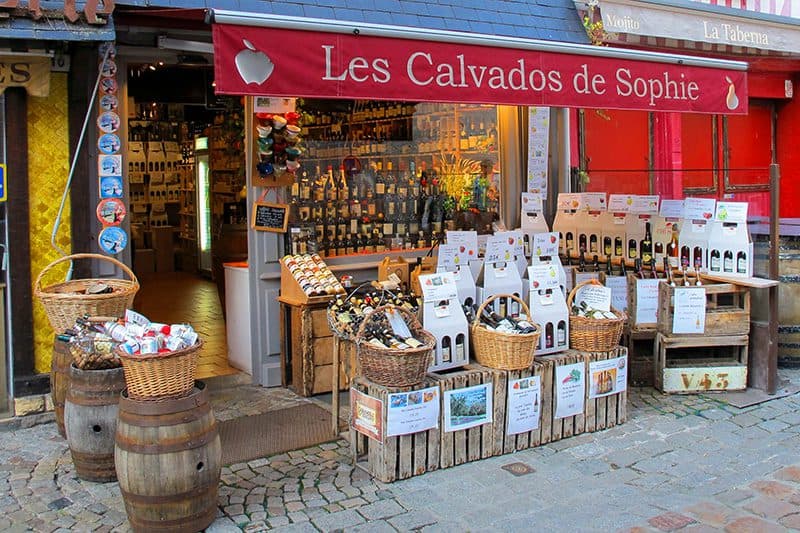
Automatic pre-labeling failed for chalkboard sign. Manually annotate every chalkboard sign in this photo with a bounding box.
[251,202,289,233]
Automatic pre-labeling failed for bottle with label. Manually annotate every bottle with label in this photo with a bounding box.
[628,238,638,259]
[455,333,466,362]
[579,234,588,254]
[710,249,721,272]
[654,241,664,263]
[634,258,644,279]
[737,251,747,274]
[545,323,554,349]
[619,259,627,278]
[556,320,567,347]
[664,257,676,287]
[723,250,734,272]
[603,236,613,257]
[578,254,586,273]
[667,226,679,268]
[441,335,452,363]
[640,222,653,264]
[589,234,598,254]
[592,255,600,273]
[680,246,691,269]
[614,237,623,257]
[606,256,613,276]
[693,247,704,271]
[565,232,575,253]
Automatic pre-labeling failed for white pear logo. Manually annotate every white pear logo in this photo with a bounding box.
[235,39,274,85]
[725,76,739,110]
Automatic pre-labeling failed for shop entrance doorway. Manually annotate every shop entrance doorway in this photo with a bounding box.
[125,62,246,380]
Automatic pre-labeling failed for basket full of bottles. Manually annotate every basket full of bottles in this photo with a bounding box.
[469,294,541,371]
[567,279,626,352]
[354,304,435,387]
[60,316,123,370]
[327,284,420,341]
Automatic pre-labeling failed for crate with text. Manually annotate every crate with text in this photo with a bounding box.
[657,282,750,337]
[654,332,748,393]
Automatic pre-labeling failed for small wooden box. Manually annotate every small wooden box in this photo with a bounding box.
[428,364,504,468]
[378,256,410,289]
[626,273,661,333]
[351,377,440,483]
[657,282,750,337]
[654,332,748,393]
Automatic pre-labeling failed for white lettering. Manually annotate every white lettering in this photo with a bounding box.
[467,64,488,87]
[488,66,508,89]
[615,69,701,106]
[322,45,347,81]
[435,62,458,87]
[407,52,433,86]
[573,64,605,95]
[348,56,370,82]
[373,58,391,83]
[508,59,527,90]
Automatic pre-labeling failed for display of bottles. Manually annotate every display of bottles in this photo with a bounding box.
[640,222,653,264]
[477,304,536,334]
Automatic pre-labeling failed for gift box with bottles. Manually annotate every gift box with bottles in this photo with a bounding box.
[476,234,525,318]
[624,195,660,268]
[519,193,549,258]
[652,200,684,269]
[707,201,753,277]
[604,194,633,263]
[418,271,469,372]
[679,197,717,273]
[553,193,582,258]
[527,233,569,355]
[575,192,607,260]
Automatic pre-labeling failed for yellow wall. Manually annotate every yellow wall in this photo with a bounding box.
[29,73,71,374]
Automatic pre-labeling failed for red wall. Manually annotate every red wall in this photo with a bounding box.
[582,109,650,195]
[777,80,800,219]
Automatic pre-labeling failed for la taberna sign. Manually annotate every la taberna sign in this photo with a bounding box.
[212,25,748,114]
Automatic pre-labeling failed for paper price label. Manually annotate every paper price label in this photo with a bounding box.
[715,202,748,224]
[660,199,684,219]
[484,235,514,264]
[672,287,706,334]
[437,243,459,271]
[521,192,544,214]
[495,231,525,257]
[574,284,612,312]
[631,195,660,214]
[557,193,582,211]
[528,264,560,290]
[418,272,459,303]
[581,192,607,211]
[446,230,478,260]
[684,197,716,221]
[434,305,451,318]
[608,194,634,213]
[532,232,559,257]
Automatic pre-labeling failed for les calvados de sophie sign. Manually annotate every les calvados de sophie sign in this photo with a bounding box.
[213,25,748,114]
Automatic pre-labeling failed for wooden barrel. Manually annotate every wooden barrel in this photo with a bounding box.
[64,364,126,482]
[115,381,221,533]
[51,336,71,438]
[753,234,800,366]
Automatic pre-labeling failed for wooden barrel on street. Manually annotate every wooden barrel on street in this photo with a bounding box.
[753,233,800,366]
[51,336,71,438]
[115,381,221,533]
[64,364,125,482]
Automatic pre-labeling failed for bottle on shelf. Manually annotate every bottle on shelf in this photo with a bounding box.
[723,250,734,273]
[710,248,721,272]
[737,251,747,274]
[640,222,653,264]
[667,225,680,269]
[556,320,567,347]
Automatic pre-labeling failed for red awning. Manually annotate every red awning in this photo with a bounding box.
[210,11,749,114]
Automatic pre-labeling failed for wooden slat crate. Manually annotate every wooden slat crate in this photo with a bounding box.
[654,332,749,393]
[657,282,750,337]
[429,365,503,469]
[582,346,628,432]
[537,351,586,443]
[499,362,549,454]
[622,326,656,387]
[350,376,440,483]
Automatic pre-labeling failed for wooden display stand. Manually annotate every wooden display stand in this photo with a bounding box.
[654,333,749,393]
[279,262,355,396]
[350,377,440,484]
[657,282,750,336]
[622,326,656,387]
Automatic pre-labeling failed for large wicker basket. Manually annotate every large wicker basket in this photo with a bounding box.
[470,294,541,370]
[355,305,434,387]
[117,339,202,400]
[567,279,626,352]
[35,253,139,333]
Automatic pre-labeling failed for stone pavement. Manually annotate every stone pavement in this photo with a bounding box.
[2,370,800,532]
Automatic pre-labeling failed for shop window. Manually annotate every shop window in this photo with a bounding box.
[579,109,651,195]
[288,100,502,257]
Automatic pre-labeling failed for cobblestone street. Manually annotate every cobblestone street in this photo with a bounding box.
[3,371,800,532]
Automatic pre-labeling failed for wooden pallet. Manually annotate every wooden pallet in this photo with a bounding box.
[537,351,586,442]
[654,332,749,393]
[350,377,440,483]
[657,282,750,337]
[583,347,628,432]
[498,362,549,454]
[428,365,503,469]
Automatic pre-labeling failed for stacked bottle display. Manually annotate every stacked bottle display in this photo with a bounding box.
[329,290,421,338]
[287,163,451,257]
[465,303,538,335]
[282,253,346,297]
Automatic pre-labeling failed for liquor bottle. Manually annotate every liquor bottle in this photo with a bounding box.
[441,335,452,362]
[556,320,567,347]
[578,253,586,272]
[545,323,554,349]
[693,247,704,271]
[614,237,623,257]
[498,296,508,317]
[628,238,638,259]
[654,241,664,263]
[507,315,538,333]
[723,250,734,273]
[455,333,466,361]
[589,234,598,254]
[737,251,747,274]
[345,234,355,255]
[640,222,653,264]
[565,232,575,253]
[667,226,679,269]
[579,234,588,254]
[385,161,396,197]
[619,258,627,277]
[710,249,721,272]
[603,236,613,257]
[375,230,387,253]
[606,256,613,276]
[683,265,691,286]
[634,258,644,279]
[592,255,600,273]
[649,258,658,279]
[338,165,349,204]
[665,257,676,287]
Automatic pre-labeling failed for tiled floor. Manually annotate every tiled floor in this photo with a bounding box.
[133,271,242,380]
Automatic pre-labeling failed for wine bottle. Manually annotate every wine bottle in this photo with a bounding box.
[693,247,704,271]
[614,237,623,257]
[507,315,538,334]
[455,333,466,361]
[649,258,658,279]
[606,256,613,276]
[710,249,721,272]
[620,259,627,277]
[592,255,600,273]
[634,258,644,279]
[579,234,588,254]
[589,234,598,254]
[557,320,567,347]
[640,222,653,264]
[668,226,680,269]
[578,254,586,273]
[737,251,747,274]
[441,335,452,362]
[545,323,554,349]
[628,238,638,259]
[723,250,734,273]
[565,232,575,253]
[603,236,613,257]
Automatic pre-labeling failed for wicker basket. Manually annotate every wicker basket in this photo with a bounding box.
[35,253,139,334]
[117,339,202,400]
[355,305,435,387]
[567,279,627,352]
[470,294,541,370]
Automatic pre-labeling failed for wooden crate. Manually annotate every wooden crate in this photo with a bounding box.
[654,332,749,393]
[350,377,440,483]
[622,326,656,387]
[537,351,586,443]
[657,282,750,337]
[582,346,628,432]
[429,365,504,469]
[498,362,550,454]
[626,274,661,333]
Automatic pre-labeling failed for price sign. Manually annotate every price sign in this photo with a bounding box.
[251,202,289,233]
[660,199,684,219]
[532,232,559,258]
[683,197,716,221]
[418,272,459,303]
[608,194,634,213]
[631,195,660,214]
[437,243,459,271]
[557,193,582,212]
[574,284,612,312]
[581,192,607,211]
[528,264,560,290]
[715,202,748,224]
[484,235,514,264]
[446,230,478,261]
[521,192,544,214]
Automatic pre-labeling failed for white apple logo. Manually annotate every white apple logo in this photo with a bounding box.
[235,39,274,85]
